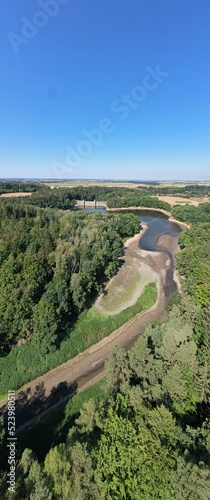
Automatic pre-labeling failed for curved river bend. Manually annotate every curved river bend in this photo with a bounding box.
[86,208,181,299]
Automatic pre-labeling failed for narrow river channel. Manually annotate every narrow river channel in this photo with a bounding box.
[132,210,181,299]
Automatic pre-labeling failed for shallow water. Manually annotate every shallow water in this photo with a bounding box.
[82,208,105,213]
[138,213,181,252]
[138,211,181,298]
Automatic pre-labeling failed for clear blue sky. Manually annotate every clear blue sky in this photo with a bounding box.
[0,0,210,180]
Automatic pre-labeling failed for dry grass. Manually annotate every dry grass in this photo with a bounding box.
[156,195,209,206]
[44,180,210,191]
[94,265,155,315]
[156,182,210,188]
[45,181,142,189]
[0,192,32,198]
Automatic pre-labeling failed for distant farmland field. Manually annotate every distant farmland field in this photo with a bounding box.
[0,192,32,197]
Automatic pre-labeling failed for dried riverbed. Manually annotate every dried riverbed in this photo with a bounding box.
[0,222,181,431]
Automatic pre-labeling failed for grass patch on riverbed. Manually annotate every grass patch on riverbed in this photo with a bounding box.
[68,282,157,352]
[0,283,157,395]
[94,263,156,315]
[17,378,108,461]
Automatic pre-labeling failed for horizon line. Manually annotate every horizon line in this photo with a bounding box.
[0,178,210,183]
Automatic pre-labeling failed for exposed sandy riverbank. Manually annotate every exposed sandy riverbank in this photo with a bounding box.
[156,232,183,294]
[168,217,190,230]
[94,226,157,315]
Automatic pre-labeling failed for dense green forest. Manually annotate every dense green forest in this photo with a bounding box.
[137,183,210,198]
[171,203,210,224]
[171,203,210,310]
[0,187,76,210]
[0,188,210,498]
[104,192,171,211]
[1,295,210,499]
[0,182,43,194]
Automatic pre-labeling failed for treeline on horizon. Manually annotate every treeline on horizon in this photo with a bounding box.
[0,184,171,212]
[0,180,209,201]
[138,183,210,197]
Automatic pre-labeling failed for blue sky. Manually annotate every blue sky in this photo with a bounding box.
[0,0,210,180]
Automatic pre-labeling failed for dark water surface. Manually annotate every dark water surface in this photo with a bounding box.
[83,208,106,213]
[138,212,180,251]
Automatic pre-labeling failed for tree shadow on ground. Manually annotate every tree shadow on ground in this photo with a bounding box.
[2,380,78,431]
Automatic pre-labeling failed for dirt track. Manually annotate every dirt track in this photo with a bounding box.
[0,229,179,432]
